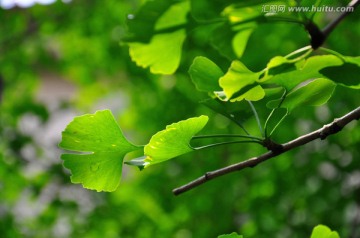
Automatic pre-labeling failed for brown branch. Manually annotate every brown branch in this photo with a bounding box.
[322,0,360,38]
[308,0,360,49]
[173,106,360,196]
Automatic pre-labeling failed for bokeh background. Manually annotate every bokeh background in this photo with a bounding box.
[1,0,359,237]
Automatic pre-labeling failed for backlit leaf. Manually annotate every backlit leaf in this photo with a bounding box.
[267,78,336,112]
[127,1,189,74]
[263,55,343,90]
[59,110,140,192]
[128,30,186,74]
[126,116,209,168]
[189,56,223,92]
[218,232,243,238]
[219,60,264,101]
[310,225,340,238]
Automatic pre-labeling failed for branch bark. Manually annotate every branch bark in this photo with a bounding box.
[308,0,360,49]
[173,106,360,196]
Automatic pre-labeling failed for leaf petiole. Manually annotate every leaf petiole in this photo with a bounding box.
[285,46,313,61]
[192,134,263,141]
[247,100,264,137]
[194,140,263,151]
[318,47,346,62]
[269,110,289,137]
[264,89,287,138]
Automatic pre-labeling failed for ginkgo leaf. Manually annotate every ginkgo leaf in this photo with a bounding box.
[124,0,173,42]
[263,55,343,90]
[319,57,360,89]
[219,60,264,101]
[267,78,336,112]
[211,22,257,60]
[125,115,209,168]
[59,110,140,192]
[189,56,223,92]
[127,1,189,74]
[310,225,340,238]
[218,232,243,238]
[128,30,186,74]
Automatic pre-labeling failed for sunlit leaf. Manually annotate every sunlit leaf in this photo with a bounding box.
[128,30,186,74]
[267,78,336,112]
[310,225,340,238]
[59,110,140,192]
[126,116,209,168]
[218,232,243,238]
[263,55,343,90]
[127,1,189,74]
[189,56,223,92]
[219,60,264,101]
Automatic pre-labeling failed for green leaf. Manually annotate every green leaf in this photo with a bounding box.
[267,78,336,112]
[126,116,209,168]
[200,98,253,126]
[124,0,173,42]
[218,232,243,238]
[319,56,360,89]
[127,1,190,74]
[310,225,340,238]
[219,60,264,101]
[59,110,140,192]
[128,30,186,74]
[263,55,343,91]
[190,0,236,21]
[211,22,257,60]
[189,56,223,92]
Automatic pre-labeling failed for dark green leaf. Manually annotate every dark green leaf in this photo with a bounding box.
[320,60,360,89]
[124,0,175,42]
[189,56,223,92]
[200,98,253,126]
[211,22,257,60]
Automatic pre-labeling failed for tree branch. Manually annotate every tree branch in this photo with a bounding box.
[173,106,360,196]
[322,0,360,38]
[308,0,360,49]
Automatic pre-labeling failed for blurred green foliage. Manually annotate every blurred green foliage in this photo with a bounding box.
[0,0,359,238]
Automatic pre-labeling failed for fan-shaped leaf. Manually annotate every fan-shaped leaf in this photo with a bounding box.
[189,56,223,92]
[310,225,340,238]
[127,1,189,74]
[319,56,360,89]
[126,116,209,168]
[59,110,140,192]
[219,60,264,101]
[218,232,243,238]
[267,78,336,112]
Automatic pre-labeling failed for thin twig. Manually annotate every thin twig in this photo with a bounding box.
[309,0,360,49]
[173,106,360,196]
[322,0,360,37]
